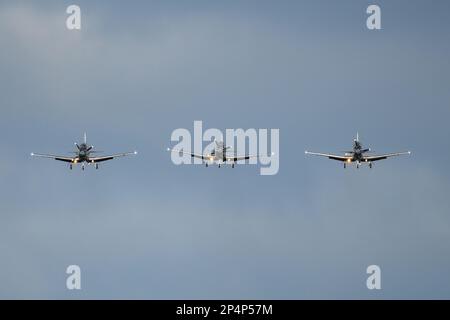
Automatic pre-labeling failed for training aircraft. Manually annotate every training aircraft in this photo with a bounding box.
[305,133,410,168]
[31,133,137,170]
[168,140,269,168]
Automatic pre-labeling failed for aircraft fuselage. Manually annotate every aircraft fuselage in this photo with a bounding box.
[75,143,93,163]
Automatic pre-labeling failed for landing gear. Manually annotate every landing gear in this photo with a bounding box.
[344,163,346,169]
[82,164,85,171]
[218,164,221,168]
[356,162,360,169]
[69,164,73,170]
[95,163,99,170]
[369,162,372,169]
[205,163,208,168]
[232,163,235,168]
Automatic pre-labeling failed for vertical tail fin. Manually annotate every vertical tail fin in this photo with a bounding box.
[84,132,87,144]
[356,132,359,142]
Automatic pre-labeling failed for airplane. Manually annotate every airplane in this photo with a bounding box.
[305,133,411,169]
[31,133,137,170]
[168,140,270,168]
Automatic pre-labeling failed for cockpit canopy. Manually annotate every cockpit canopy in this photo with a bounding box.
[353,140,362,150]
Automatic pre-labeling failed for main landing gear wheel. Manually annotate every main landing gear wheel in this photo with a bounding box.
[96,164,99,170]
[344,163,346,169]
[82,165,85,171]
[69,164,73,170]
[232,163,235,168]
[205,163,208,168]
[369,162,372,169]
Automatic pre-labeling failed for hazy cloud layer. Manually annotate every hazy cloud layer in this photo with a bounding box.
[0,1,450,298]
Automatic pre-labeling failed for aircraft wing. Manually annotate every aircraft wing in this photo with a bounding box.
[31,153,75,163]
[226,155,258,162]
[89,151,137,163]
[168,148,206,160]
[226,152,276,162]
[305,151,351,162]
[363,151,411,162]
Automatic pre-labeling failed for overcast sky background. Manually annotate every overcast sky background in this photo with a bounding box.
[1,0,450,299]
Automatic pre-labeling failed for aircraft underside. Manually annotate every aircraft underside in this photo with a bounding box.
[343,159,373,169]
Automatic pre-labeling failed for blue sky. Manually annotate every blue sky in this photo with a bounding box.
[0,0,450,299]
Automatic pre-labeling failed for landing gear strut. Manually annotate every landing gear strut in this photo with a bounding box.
[96,163,99,170]
[205,163,208,168]
[344,163,346,169]
[82,164,85,171]
[232,163,235,168]
[69,164,73,170]
[369,162,372,169]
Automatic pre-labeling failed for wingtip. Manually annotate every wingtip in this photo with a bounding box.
[134,151,138,155]
[167,148,171,152]
[30,152,34,156]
